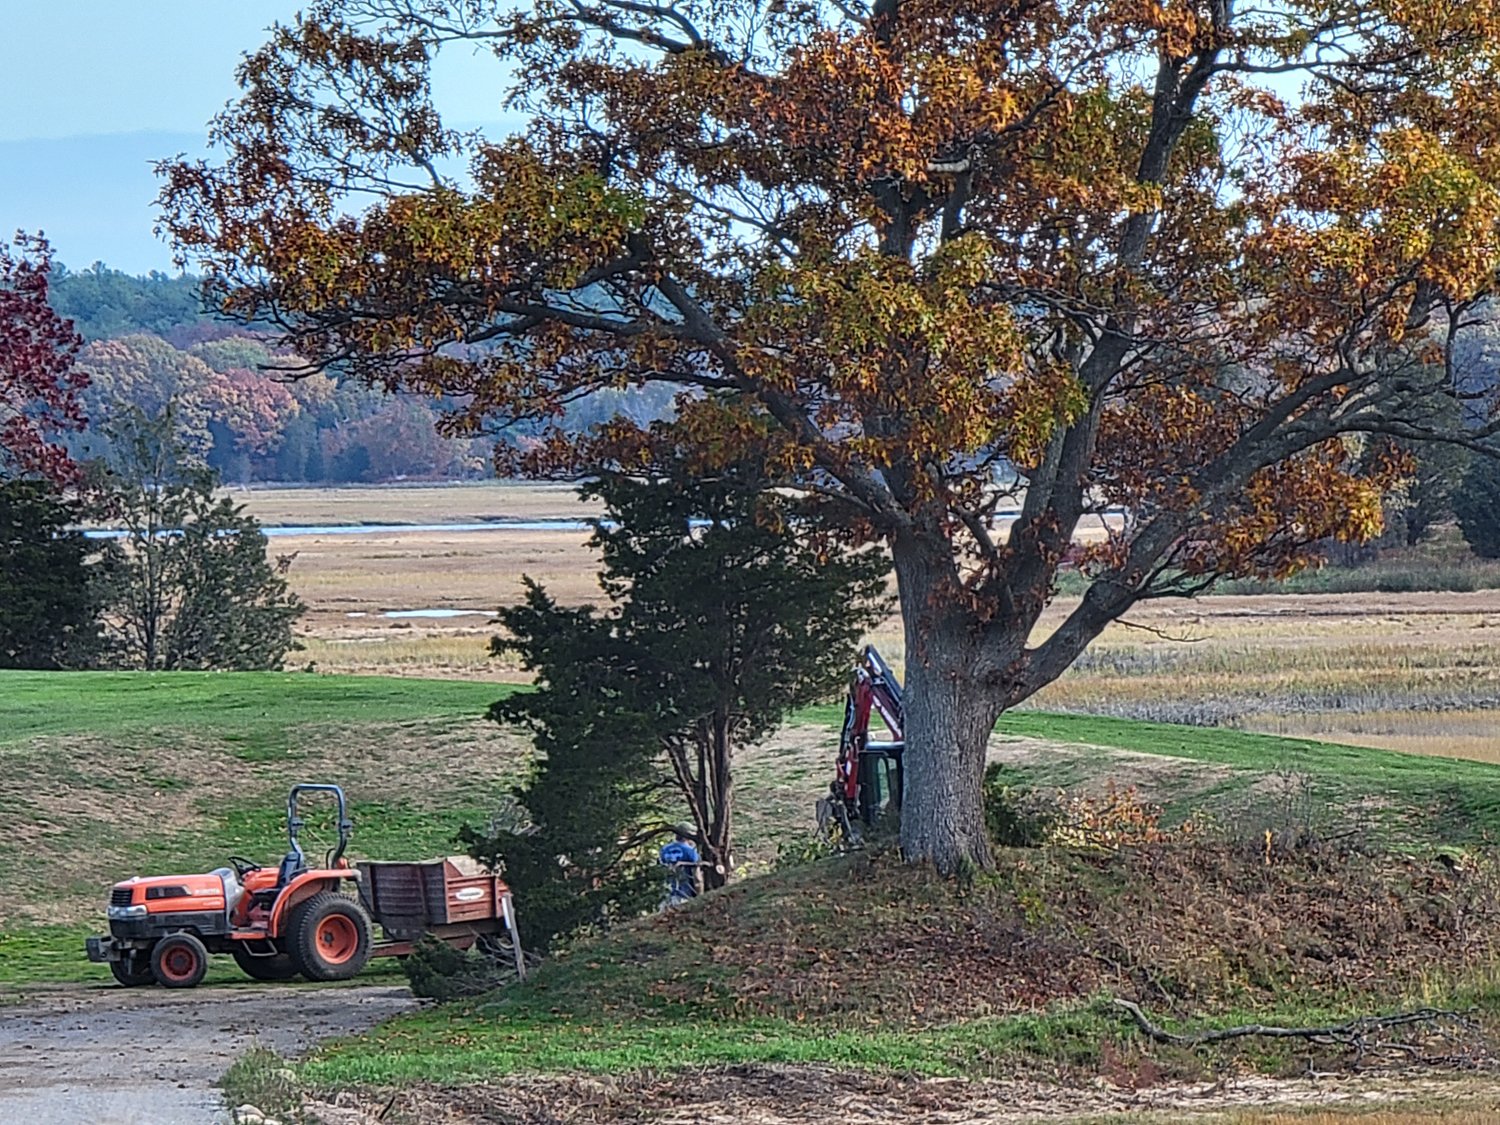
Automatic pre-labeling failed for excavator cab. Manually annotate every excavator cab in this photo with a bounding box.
[820,646,905,842]
[858,752,903,821]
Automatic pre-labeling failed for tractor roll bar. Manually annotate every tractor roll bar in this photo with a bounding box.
[287,784,353,868]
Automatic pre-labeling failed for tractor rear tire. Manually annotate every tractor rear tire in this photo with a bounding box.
[110,951,155,987]
[288,893,372,982]
[232,941,301,982]
[151,933,209,989]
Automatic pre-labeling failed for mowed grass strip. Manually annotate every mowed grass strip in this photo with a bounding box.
[0,670,506,747]
[299,1005,1122,1085]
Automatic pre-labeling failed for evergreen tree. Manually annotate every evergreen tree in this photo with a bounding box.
[461,583,665,954]
[1365,389,1472,547]
[1455,452,1500,560]
[0,479,108,668]
[465,463,888,952]
[1401,439,1471,547]
[589,465,890,887]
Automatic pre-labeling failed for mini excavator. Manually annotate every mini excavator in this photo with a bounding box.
[817,645,905,843]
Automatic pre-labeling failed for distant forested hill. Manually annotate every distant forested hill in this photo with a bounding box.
[49,266,674,484]
[50,265,208,344]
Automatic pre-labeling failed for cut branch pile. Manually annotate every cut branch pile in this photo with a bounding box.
[1113,1000,1488,1067]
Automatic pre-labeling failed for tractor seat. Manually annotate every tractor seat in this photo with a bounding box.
[247,852,308,912]
[276,850,307,889]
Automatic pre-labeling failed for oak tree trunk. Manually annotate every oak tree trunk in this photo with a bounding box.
[892,536,1003,875]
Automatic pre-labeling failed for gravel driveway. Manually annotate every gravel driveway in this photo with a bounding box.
[0,983,415,1124]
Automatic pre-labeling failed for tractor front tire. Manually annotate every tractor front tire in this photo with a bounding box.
[288,893,372,982]
[232,941,301,982]
[110,950,155,987]
[151,933,209,989]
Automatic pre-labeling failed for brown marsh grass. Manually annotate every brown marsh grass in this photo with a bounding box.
[231,480,599,526]
[266,490,1500,764]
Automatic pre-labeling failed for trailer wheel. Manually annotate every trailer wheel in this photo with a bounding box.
[232,941,301,982]
[288,893,372,981]
[110,950,155,987]
[151,933,209,989]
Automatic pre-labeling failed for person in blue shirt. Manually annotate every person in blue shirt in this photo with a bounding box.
[659,824,700,906]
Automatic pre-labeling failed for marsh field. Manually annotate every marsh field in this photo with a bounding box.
[245,481,1500,766]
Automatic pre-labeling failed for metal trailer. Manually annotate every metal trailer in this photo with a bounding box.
[357,856,527,980]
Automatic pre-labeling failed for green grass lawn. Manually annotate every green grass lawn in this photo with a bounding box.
[12,669,1500,987]
[299,1003,1127,1085]
[15,665,1500,1119]
[0,669,504,750]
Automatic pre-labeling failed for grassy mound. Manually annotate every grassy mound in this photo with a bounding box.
[587,844,1500,1024]
[302,842,1500,1091]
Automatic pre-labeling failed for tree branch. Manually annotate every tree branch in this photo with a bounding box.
[1114,999,1472,1050]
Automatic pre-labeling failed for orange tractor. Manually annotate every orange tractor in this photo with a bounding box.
[86,783,525,988]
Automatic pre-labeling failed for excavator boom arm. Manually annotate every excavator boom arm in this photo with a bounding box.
[829,646,906,824]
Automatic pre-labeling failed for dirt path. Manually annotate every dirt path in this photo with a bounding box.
[0,983,415,1125]
[324,1065,1500,1124]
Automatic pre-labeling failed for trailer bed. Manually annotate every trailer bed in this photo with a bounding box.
[356,856,525,978]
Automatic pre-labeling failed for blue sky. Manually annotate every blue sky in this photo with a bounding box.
[0,2,511,273]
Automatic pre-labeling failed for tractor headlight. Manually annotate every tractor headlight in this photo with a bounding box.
[107,905,147,920]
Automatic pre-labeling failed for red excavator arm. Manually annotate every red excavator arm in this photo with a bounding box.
[823,646,905,839]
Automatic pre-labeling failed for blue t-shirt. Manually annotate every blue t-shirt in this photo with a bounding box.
[660,840,700,895]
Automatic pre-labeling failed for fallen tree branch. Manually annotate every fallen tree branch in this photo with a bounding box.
[1113,999,1470,1049]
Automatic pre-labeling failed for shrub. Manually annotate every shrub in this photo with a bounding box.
[401,936,514,1001]
[983,765,1060,847]
[775,834,841,871]
[984,769,1197,851]
[1049,782,1192,850]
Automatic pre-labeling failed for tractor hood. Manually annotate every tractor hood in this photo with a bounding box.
[108,872,230,919]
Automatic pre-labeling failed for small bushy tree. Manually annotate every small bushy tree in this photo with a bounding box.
[467,463,888,951]
[94,404,304,669]
[461,586,665,954]
[1455,452,1500,560]
[0,479,109,668]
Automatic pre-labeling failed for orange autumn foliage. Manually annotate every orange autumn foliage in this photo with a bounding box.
[160,0,1500,871]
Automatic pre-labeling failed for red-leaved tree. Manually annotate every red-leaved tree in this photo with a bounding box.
[0,234,87,484]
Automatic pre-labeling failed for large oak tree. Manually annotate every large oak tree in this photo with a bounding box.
[163,0,1500,872]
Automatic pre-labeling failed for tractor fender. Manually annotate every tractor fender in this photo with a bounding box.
[266,870,360,938]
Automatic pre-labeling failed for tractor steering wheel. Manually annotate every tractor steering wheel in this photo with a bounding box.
[227,856,262,880]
